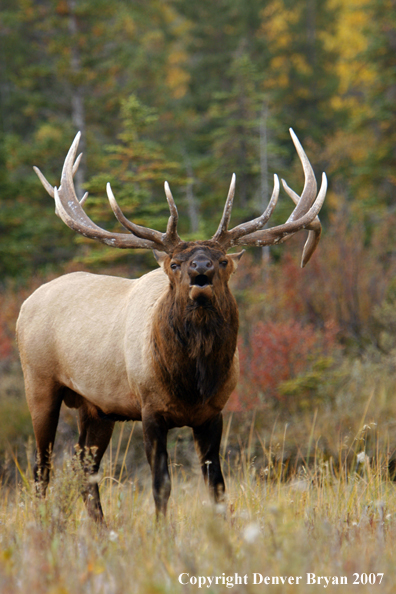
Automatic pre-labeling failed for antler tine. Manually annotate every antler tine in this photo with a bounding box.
[60,131,81,193]
[73,152,83,177]
[33,166,55,198]
[34,144,85,205]
[281,178,299,204]
[300,218,322,267]
[106,183,167,247]
[214,175,280,248]
[282,177,322,268]
[212,174,236,243]
[286,128,317,222]
[52,184,151,248]
[164,182,182,245]
[80,191,89,206]
[105,181,181,251]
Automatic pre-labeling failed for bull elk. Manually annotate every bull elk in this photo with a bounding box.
[16,129,327,520]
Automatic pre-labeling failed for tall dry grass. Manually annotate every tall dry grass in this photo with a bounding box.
[0,414,395,594]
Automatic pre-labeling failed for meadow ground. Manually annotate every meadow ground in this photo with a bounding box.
[0,416,396,594]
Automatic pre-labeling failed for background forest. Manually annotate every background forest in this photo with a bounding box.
[1,0,396,471]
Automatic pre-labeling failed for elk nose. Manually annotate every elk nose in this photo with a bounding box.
[190,258,214,275]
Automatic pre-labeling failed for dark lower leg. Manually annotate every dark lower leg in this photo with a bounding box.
[193,414,225,503]
[142,412,170,517]
[33,400,63,496]
[78,407,114,522]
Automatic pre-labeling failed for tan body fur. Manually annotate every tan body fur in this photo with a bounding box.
[17,267,239,428]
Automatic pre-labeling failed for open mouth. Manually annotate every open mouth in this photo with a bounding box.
[190,274,211,288]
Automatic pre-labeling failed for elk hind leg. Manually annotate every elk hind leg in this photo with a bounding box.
[193,414,225,504]
[77,406,115,522]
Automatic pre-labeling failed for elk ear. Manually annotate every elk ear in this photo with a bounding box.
[153,250,167,269]
[229,250,245,272]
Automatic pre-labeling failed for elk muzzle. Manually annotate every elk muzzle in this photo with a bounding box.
[188,254,215,301]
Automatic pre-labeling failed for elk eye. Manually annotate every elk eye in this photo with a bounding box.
[170,263,179,270]
[220,260,228,267]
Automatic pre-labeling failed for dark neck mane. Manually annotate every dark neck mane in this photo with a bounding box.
[151,288,239,404]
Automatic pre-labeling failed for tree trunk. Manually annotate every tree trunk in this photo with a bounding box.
[183,149,199,234]
[306,0,317,67]
[68,0,86,199]
[259,101,270,267]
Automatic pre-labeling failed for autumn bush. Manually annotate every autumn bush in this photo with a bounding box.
[0,277,46,364]
[0,322,12,361]
[228,319,340,413]
[0,289,20,363]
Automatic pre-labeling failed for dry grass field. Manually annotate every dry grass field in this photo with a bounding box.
[1,402,396,594]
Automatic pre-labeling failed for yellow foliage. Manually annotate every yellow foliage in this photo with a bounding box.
[161,3,181,25]
[119,14,135,37]
[323,188,339,211]
[325,0,375,96]
[264,62,289,90]
[166,50,190,99]
[258,0,301,48]
[321,126,385,207]
[142,30,165,51]
[323,128,376,171]
[265,53,311,92]
[168,50,188,66]
[271,55,288,71]
[290,54,312,77]
[166,67,190,99]
[329,94,374,120]
[0,549,12,563]
[35,124,64,145]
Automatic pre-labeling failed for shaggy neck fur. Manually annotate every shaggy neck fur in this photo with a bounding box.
[151,284,239,405]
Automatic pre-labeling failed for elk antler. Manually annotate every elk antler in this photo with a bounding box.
[33,132,182,253]
[213,129,327,267]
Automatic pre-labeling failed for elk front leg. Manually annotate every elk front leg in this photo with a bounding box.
[77,407,115,522]
[193,413,225,503]
[25,382,63,497]
[142,412,170,517]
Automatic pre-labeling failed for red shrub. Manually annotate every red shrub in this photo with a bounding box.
[227,319,339,412]
[0,323,12,361]
[0,279,44,363]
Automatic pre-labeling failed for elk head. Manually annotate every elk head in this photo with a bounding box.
[152,242,243,310]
